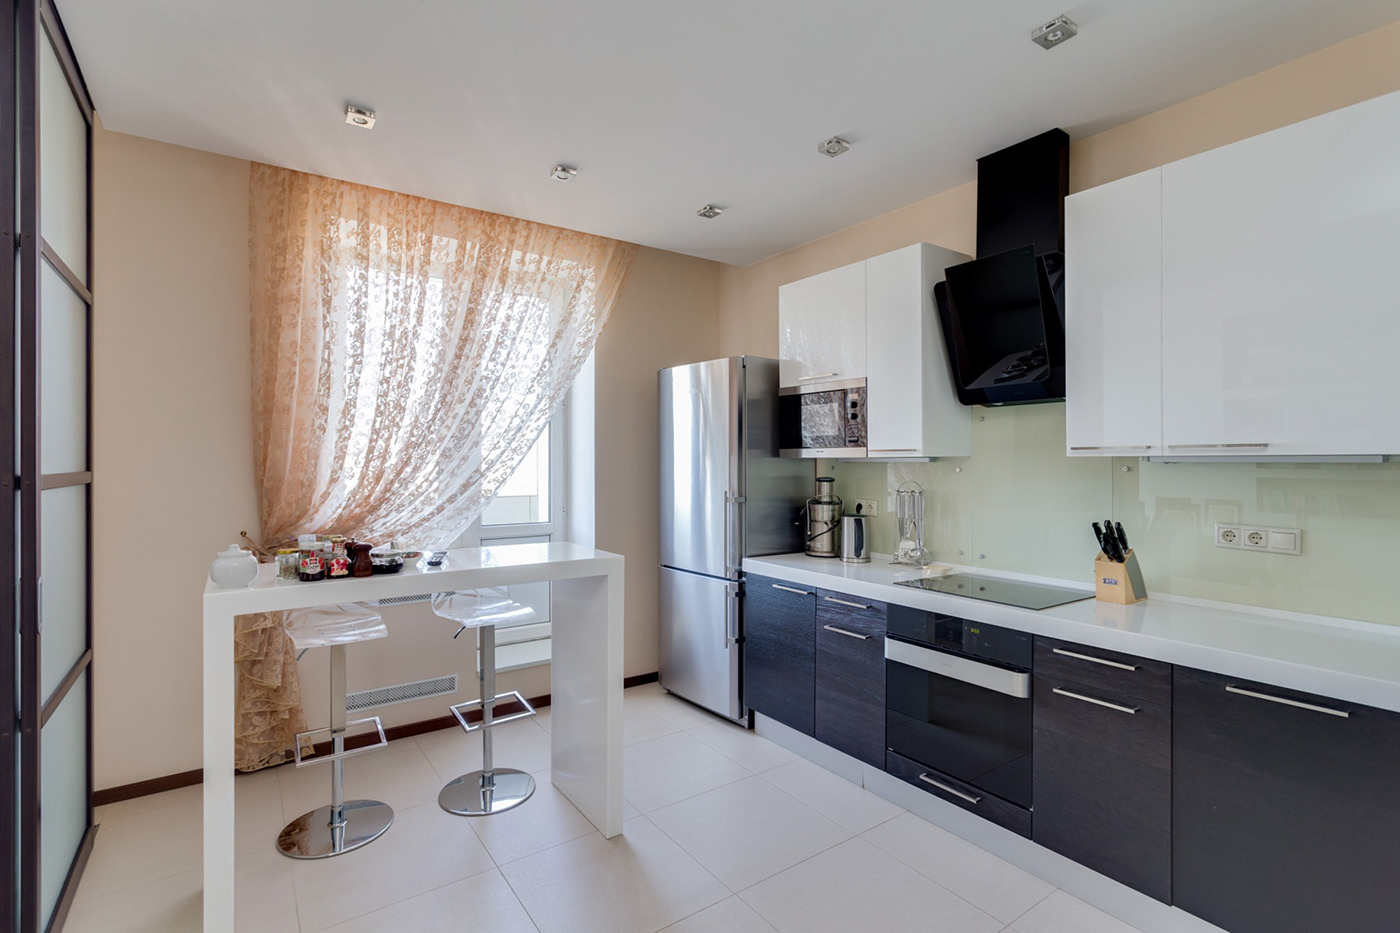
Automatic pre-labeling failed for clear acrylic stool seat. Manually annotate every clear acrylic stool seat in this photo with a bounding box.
[432,589,538,816]
[276,602,394,859]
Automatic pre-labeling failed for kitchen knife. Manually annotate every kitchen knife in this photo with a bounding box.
[1103,519,1124,562]
[1114,522,1130,556]
[1092,522,1109,558]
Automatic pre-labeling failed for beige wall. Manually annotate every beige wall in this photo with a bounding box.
[92,126,719,788]
[92,126,258,787]
[718,18,1400,355]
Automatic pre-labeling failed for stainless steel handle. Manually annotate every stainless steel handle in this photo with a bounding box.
[1225,684,1349,718]
[723,491,738,577]
[725,586,738,649]
[822,624,871,641]
[797,372,839,382]
[869,448,918,453]
[918,774,981,805]
[1069,445,1153,451]
[885,638,1031,699]
[771,583,812,596]
[1052,687,1139,715]
[1052,647,1139,671]
[823,596,873,610]
[1166,443,1270,450]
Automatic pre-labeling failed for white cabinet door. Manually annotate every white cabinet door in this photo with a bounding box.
[1064,168,1163,457]
[1161,90,1400,457]
[778,260,866,387]
[866,243,971,456]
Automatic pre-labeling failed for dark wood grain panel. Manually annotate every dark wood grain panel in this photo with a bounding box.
[814,591,886,766]
[1032,672,1171,902]
[886,750,1031,838]
[1173,666,1400,933]
[743,575,815,735]
[1034,636,1170,700]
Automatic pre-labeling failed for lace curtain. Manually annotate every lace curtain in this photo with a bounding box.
[234,164,637,770]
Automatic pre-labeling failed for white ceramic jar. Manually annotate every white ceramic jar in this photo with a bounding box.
[209,545,259,589]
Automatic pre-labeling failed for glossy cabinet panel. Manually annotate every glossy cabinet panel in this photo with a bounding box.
[1161,89,1400,456]
[1064,168,1162,457]
[865,244,971,458]
[778,260,866,387]
[743,574,815,735]
[1173,666,1400,933]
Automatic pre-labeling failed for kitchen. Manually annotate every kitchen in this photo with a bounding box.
[8,2,1400,932]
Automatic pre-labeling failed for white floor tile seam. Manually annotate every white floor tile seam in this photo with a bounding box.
[754,763,906,831]
[996,886,1061,930]
[72,823,199,904]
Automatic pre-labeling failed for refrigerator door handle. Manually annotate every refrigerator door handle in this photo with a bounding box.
[723,491,746,577]
[723,581,740,648]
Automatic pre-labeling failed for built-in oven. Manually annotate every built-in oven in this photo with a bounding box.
[884,604,1033,836]
[778,378,866,457]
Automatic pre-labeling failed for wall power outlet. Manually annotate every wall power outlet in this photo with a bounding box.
[854,499,878,516]
[1214,524,1302,555]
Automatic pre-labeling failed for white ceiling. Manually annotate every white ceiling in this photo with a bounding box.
[59,0,1398,266]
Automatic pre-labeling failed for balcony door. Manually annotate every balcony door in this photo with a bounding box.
[4,1,96,930]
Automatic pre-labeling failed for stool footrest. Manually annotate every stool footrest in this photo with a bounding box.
[449,691,536,733]
[292,716,388,768]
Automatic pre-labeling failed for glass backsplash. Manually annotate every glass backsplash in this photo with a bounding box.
[821,403,1400,626]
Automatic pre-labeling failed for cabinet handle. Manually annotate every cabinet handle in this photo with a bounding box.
[917,773,981,804]
[822,624,871,641]
[797,372,840,382]
[823,596,873,610]
[1052,687,1138,715]
[869,448,918,453]
[1225,684,1349,718]
[1052,647,1138,671]
[1166,443,1270,450]
[1069,445,1153,451]
[771,583,812,596]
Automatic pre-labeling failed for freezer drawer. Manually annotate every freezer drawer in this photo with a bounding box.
[658,567,741,722]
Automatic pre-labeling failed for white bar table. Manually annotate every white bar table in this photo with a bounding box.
[202,542,625,932]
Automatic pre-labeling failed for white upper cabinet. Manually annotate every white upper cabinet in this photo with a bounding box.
[1064,168,1163,457]
[866,243,971,457]
[1161,89,1400,457]
[778,260,866,387]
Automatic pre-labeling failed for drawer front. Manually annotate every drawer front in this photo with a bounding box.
[815,589,886,638]
[744,575,816,735]
[815,594,885,767]
[1033,672,1172,902]
[1034,636,1169,702]
[885,750,1031,839]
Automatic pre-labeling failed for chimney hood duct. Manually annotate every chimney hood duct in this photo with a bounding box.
[935,129,1070,406]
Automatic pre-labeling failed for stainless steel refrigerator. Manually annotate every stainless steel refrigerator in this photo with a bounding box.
[658,357,812,722]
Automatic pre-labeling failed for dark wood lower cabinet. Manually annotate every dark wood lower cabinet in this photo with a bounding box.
[1032,670,1171,902]
[1173,666,1400,933]
[743,575,815,735]
[814,590,885,767]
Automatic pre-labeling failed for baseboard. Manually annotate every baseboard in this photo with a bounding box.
[93,672,660,807]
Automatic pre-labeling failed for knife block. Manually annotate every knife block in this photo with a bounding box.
[1094,549,1147,604]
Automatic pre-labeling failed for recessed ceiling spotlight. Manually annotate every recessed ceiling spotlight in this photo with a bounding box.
[697,204,723,219]
[344,104,376,129]
[1031,14,1078,49]
[550,164,578,181]
[818,136,851,158]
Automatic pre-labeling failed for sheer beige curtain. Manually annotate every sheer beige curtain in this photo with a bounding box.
[234,164,637,770]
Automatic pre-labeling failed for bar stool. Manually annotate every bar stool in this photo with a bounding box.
[276,602,394,859]
[432,588,539,816]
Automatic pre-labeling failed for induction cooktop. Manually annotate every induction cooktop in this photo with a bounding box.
[893,573,1091,610]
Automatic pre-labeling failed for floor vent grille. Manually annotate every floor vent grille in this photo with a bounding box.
[346,674,458,712]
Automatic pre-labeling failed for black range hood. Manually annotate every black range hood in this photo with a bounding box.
[936,129,1069,406]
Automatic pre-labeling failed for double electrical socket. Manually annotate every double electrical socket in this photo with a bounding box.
[1214,523,1302,555]
[854,499,878,516]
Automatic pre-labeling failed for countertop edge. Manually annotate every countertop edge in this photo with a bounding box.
[743,553,1400,715]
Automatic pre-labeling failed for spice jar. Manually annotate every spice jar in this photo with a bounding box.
[350,541,374,578]
[275,548,300,583]
[297,534,325,582]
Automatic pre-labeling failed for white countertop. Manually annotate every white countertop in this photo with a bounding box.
[744,552,1400,714]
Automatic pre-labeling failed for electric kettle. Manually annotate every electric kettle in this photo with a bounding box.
[840,515,870,563]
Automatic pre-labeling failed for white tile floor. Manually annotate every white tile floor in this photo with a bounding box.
[66,684,1149,933]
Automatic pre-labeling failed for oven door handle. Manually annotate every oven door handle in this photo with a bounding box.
[885,638,1031,699]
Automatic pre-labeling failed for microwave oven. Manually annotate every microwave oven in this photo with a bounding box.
[778,378,867,458]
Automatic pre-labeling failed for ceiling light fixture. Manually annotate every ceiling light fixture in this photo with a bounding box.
[344,104,376,129]
[697,204,723,219]
[1031,14,1078,49]
[550,164,578,181]
[817,136,851,158]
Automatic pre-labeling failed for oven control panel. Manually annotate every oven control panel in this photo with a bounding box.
[886,604,1032,670]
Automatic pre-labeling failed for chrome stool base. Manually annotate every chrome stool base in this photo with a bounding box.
[276,799,394,859]
[438,769,535,816]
